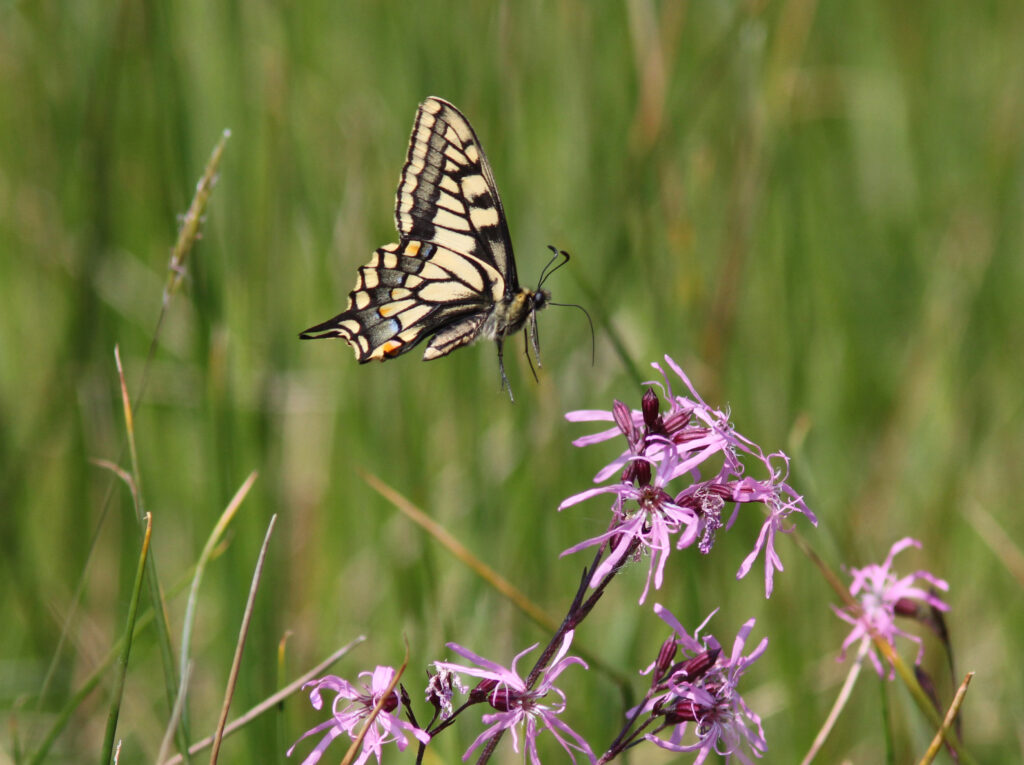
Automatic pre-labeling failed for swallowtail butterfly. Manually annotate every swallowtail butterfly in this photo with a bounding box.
[300,96,564,400]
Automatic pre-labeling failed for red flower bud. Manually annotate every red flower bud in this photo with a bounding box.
[469,678,499,703]
[642,388,661,429]
[634,460,652,486]
[486,688,515,711]
[652,638,678,684]
[894,598,921,618]
[665,699,705,724]
[675,647,720,682]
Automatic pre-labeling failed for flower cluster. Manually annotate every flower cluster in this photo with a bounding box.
[626,605,767,764]
[435,632,596,764]
[291,635,594,765]
[833,537,950,678]
[288,354,957,764]
[560,356,816,601]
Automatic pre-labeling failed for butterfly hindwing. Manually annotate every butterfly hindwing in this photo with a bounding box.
[299,239,500,361]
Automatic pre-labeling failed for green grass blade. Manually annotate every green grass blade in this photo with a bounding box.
[100,513,152,764]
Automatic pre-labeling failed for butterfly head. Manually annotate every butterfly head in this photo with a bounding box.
[531,288,551,313]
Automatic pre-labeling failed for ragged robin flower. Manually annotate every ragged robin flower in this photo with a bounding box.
[434,631,596,764]
[638,605,768,764]
[561,355,816,600]
[833,537,950,679]
[559,439,701,603]
[287,666,430,765]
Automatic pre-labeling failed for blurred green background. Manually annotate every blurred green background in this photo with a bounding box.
[2,1,1022,762]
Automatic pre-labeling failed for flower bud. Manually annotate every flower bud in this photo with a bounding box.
[633,459,652,487]
[486,687,515,712]
[894,597,921,618]
[664,699,704,724]
[674,647,720,682]
[642,388,661,429]
[651,638,678,684]
[663,409,691,436]
[613,400,635,441]
[469,678,499,703]
[620,461,635,484]
[380,690,399,712]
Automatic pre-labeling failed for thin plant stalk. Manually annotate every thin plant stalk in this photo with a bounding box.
[38,133,230,759]
[138,128,232,408]
[801,636,870,765]
[209,514,277,765]
[114,346,187,754]
[275,633,293,765]
[918,672,974,765]
[100,513,152,764]
[158,663,194,765]
[164,471,257,760]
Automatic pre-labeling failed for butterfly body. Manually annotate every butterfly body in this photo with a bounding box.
[301,97,551,397]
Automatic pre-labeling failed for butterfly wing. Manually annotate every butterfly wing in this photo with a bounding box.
[299,239,499,360]
[301,97,519,363]
[397,97,519,297]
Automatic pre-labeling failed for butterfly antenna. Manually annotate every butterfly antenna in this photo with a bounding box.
[537,246,571,289]
[549,300,596,366]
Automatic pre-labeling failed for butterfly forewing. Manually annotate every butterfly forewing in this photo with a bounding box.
[396,97,519,296]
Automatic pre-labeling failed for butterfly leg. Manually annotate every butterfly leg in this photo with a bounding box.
[522,330,540,383]
[496,338,515,402]
[529,312,543,369]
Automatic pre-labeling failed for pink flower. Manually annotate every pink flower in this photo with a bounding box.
[562,355,816,600]
[435,632,596,764]
[833,537,950,678]
[641,605,768,764]
[288,666,430,765]
[560,441,700,603]
[732,450,811,597]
